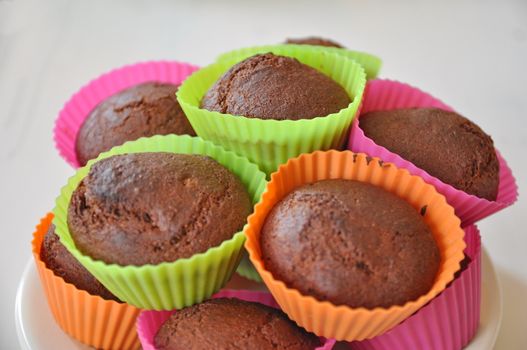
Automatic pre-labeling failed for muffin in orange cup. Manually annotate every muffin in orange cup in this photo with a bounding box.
[244,151,466,341]
[31,213,141,349]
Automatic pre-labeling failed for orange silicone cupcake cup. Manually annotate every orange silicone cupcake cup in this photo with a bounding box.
[32,213,141,350]
[244,151,466,341]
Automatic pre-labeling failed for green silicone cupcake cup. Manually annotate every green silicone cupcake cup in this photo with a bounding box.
[216,44,382,79]
[177,44,367,175]
[52,134,267,310]
[236,251,262,282]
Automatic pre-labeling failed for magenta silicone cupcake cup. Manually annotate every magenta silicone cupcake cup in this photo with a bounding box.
[54,60,200,168]
[137,289,336,350]
[349,224,481,350]
[348,79,518,225]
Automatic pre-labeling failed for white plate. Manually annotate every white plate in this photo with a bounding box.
[15,249,502,350]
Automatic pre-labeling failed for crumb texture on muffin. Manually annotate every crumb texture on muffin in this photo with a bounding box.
[68,153,252,266]
[285,36,344,48]
[40,225,118,301]
[154,298,320,350]
[201,53,350,121]
[261,179,440,309]
[76,82,196,165]
[360,108,499,200]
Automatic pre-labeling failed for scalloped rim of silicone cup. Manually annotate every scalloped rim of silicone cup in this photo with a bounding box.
[52,134,267,282]
[245,150,466,321]
[351,224,481,347]
[350,79,518,223]
[136,289,336,350]
[32,212,130,306]
[215,44,382,80]
[176,44,367,144]
[53,60,200,168]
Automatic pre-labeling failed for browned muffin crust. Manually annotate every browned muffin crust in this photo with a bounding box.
[285,36,344,48]
[360,108,499,200]
[76,82,196,166]
[68,153,252,266]
[40,225,118,301]
[154,298,320,350]
[201,53,350,120]
[261,179,440,309]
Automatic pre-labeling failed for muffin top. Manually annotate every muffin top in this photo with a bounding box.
[285,36,344,48]
[67,153,252,266]
[201,53,350,121]
[76,82,196,166]
[154,297,320,350]
[360,108,499,200]
[40,225,118,301]
[261,179,440,309]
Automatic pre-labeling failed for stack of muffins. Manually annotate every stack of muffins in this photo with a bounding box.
[30,36,517,350]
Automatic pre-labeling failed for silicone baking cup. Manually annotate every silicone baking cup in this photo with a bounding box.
[177,44,367,175]
[244,150,466,341]
[216,44,382,80]
[137,289,336,350]
[350,224,481,350]
[236,251,263,282]
[54,60,199,168]
[348,79,518,225]
[52,135,267,310]
[32,213,141,350]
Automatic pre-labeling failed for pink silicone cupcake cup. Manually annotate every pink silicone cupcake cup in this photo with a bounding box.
[54,60,200,168]
[137,289,336,350]
[348,79,518,225]
[349,225,481,350]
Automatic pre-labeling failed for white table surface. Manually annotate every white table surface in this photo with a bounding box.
[1,0,525,348]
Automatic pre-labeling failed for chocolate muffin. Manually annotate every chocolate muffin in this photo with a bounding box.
[285,36,344,48]
[453,256,472,280]
[201,53,350,120]
[261,179,440,309]
[67,153,252,266]
[40,225,118,301]
[154,298,320,350]
[76,82,196,166]
[360,108,499,200]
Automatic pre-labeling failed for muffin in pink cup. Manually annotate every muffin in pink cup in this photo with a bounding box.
[137,289,335,350]
[54,60,199,167]
[348,79,517,225]
[349,224,481,350]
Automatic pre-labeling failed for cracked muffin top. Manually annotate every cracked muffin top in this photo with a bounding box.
[154,297,320,350]
[360,108,499,200]
[285,36,344,48]
[75,82,196,166]
[67,152,252,266]
[40,224,118,301]
[200,53,350,121]
[260,179,440,309]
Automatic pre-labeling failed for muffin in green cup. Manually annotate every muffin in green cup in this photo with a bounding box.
[177,44,367,175]
[53,134,267,310]
[218,43,382,79]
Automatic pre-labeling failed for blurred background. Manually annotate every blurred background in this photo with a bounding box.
[1,0,526,348]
